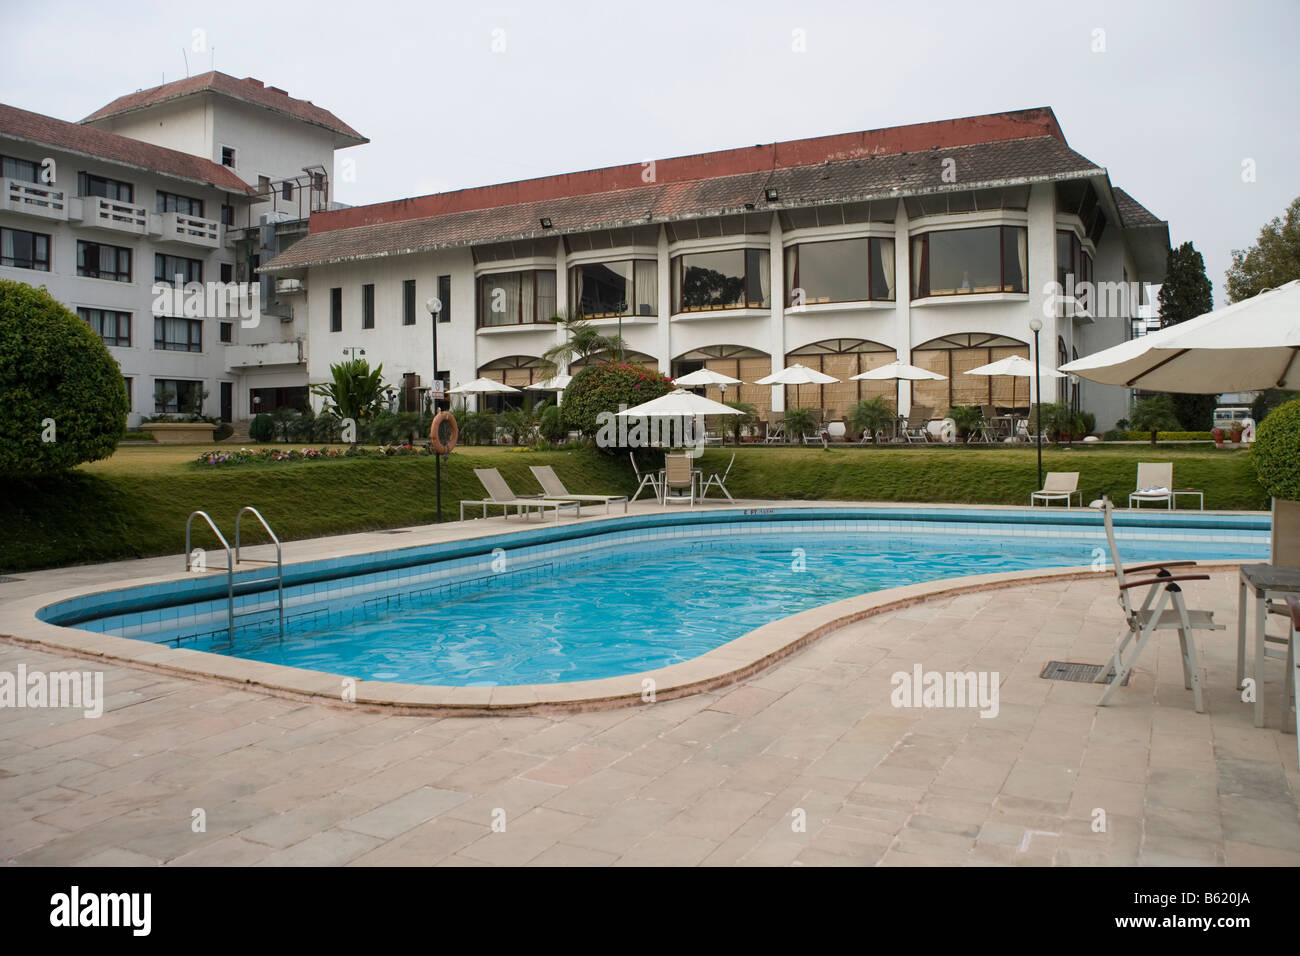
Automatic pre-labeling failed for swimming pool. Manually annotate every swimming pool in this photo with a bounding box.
[39,507,1268,687]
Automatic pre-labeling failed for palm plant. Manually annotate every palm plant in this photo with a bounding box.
[540,310,628,377]
[720,401,757,443]
[781,407,818,438]
[311,359,388,441]
[500,396,550,445]
[851,398,897,442]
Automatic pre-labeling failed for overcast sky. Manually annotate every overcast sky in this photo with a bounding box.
[5,0,1297,305]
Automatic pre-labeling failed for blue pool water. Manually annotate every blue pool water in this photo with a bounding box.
[43,508,1269,686]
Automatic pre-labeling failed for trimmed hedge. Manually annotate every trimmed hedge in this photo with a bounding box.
[0,280,126,475]
[1103,430,1214,442]
[1252,398,1300,500]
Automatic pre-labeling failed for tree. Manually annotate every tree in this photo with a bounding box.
[1157,241,1216,431]
[561,362,674,441]
[1129,394,1180,446]
[0,280,126,476]
[541,311,627,377]
[1225,196,1300,303]
[311,359,388,429]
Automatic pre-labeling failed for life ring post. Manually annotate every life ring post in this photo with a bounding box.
[430,411,459,523]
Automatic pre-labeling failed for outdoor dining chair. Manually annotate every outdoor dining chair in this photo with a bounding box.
[629,452,661,503]
[700,453,736,501]
[661,452,697,507]
[1095,496,1224,712]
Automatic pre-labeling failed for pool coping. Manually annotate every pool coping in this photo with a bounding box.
[0,503,1251,715]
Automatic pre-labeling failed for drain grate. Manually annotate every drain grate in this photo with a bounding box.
[0,576,21,583]
[1040,660,1130,685]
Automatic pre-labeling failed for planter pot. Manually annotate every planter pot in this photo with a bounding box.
[1272,498,1300,566]
[149,422,218,444]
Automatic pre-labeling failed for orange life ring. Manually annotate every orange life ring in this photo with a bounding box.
[430,410,458,454]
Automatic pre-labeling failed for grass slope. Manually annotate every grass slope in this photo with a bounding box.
[0,443,1264,574]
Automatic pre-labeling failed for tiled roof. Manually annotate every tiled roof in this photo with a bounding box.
[0,103,254,194]
[1112,187,1164,227]
[263,135,1105,271]
[81,72,367,146]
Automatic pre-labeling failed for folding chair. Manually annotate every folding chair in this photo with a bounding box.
[700,453,735,501]
[1095,496,1224,712]
[629,452,661,503]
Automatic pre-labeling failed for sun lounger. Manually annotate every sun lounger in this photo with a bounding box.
[1129,462,1174,509]
[529,465,628,514]
[460,468,582,522]
[1030,471,1081,507]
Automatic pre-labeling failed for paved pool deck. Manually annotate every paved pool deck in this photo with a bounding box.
[1,500,1297,866]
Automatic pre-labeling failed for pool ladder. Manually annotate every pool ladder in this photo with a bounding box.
[185,507,284,644]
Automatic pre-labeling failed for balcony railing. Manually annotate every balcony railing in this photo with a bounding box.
[224,340,303,370]
[1,178,68,221]
[78,195,149,235]
[157,211,220,248]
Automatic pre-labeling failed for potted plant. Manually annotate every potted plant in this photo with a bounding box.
[944,405,983,443]
[850,397,898,443]
[781,407,818,441]
[1212,426,1225,447]
[1251,398,1300,565]
[1229,422,1244,445]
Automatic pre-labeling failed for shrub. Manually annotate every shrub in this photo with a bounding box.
[1079,412,1096,436]
[539,405,567,442]
[945,405,983,441]
[454,409,496,445]
[1129,394,1181,444]
[562,362,674,439]
[720,401,757,443]
[1252,398,1300,500]
[0,280,126,475]
[249,413,274,442]
[781,407,818,437]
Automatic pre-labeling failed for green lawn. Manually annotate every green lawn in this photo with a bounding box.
[0,442,1264,574]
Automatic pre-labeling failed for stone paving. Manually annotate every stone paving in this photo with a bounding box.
[3,570,1298,866]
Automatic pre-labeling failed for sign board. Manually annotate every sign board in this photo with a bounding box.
[430,378,446,398]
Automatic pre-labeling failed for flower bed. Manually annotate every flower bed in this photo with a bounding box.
[194,444,433,467]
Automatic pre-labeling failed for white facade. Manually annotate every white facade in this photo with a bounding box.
[295,181,1158,430]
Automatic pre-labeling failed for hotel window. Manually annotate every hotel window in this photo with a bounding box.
[330,287,342,332]
[79,308,131,347]
[437,275,451,323]
[362,283,375,329]
[79,240,133,282]
[220,204,235,226]
[910,226,1027,298]
[154,378,204,414]
[78,172,134,203]
[784,237,895,305]
[154,315,202,352]
[156,191,205,217]
[123,377,132,411]
[570,260,657,317]
[476,270,556,327]
[1056,230,1080,290]
[154,253,202,285]
[1,155,40,182]
[403,279,416,325]
[220,146,237,169]
[1,227,51,271]
[282,182,294,201]
[219,322,232,343]
[672,248,770,313]
[220,263,233,283]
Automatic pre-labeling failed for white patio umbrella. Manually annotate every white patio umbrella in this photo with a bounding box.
[851,360,947,413]
[447,377,522,395]
[616,388,744,418]
[753,363,840,385]
[525,374,573,392]
[672,368,744,401]
[1059,279,1300,392]
[964,354,1065,409]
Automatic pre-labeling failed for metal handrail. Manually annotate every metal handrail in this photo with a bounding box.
[236,506,284,638]
[185,510,234,643]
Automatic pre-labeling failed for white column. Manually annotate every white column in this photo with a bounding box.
[769,215,786,413]
[656,225,671,372]
[894,200,912,416]
[554,238,568,373]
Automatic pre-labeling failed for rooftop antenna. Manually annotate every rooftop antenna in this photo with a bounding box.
[182,48,190,77]
[211,46,216,72]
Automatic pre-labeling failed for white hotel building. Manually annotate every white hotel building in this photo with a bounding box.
[264,107,1169,431]
[0,73,364,427]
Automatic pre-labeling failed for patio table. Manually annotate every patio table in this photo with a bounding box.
[1237,563,1300,727]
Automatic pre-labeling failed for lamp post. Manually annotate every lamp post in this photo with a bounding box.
[1029,317,1044,491]
[427,296,443,522]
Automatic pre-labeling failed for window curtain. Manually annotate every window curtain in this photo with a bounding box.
[878,238,895,299]
[911,236,927,297]
[486,273,521,326]
[634,261,656,315]
[757,250,771,307]
[1,230,12,262]
[572,267,585,315]
[1016,228,1028,293]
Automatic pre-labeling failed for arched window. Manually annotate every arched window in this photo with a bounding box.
[672,345,771,418]
[911,333,1030,411]
[785,339,895,419]
[476,355,547,412]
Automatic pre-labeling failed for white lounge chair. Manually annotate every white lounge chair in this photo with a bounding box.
[1030,471,1081,507]
[529,465,628,514]
[1095,496,1224,712]
[461,468,582,522]
[1129,462,1173,509]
